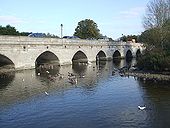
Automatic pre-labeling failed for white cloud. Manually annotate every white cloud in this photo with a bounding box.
[0,15,24,24]
[0,15,47,25]
[119,7,145,19]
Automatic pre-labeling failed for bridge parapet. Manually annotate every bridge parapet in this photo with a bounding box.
[0,36,144,47]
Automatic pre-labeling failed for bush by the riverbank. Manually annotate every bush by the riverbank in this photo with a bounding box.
[136,49,170,72]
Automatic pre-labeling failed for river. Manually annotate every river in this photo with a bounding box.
[0,60,170,128]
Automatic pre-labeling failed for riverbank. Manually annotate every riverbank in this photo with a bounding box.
[123,70,170,82]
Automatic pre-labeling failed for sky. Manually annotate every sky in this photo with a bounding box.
[0,0,150,39]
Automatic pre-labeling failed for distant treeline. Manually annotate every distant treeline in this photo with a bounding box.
[0,25,59,38]
[0,25,30,36]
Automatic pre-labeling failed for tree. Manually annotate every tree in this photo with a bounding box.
[143,0,170,29]
[19,32,32,36]
[139,28,161,46]
[162,19,170,53]
[74,19,100,39]
[0,25,19,35]
[120,35,139,42]
[137,0,170,72]
[142,0,170,49]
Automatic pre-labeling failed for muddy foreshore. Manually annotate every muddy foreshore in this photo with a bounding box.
[123,70,170,82]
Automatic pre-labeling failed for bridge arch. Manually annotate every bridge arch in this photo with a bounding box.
[35,51,60,67]
[0,54,15,68]
[113,50,121,59]
[126,50,133,59]
[136,49,141,58]
[72,50,88,63]
[96,50,107,61]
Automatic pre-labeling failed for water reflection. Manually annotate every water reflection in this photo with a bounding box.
[72,63,87,75]
[0,59,127,107]
[136,78,170,128]
[0,72,15,89]
[0,59,170,128]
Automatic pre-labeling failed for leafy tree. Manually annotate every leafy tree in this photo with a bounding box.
[137,49,170,71]
[139,28,161,46]
[74,19,100,39]
[0,25,60,38]
[19,32,32,36]
[139,19,170,49]
[137,0,170,72]
[162,19,170,53]
[120,35,139,42]
[45,33,59,38]
[0,25,19,35]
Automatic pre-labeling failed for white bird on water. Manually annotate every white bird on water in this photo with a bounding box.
[138,105,146,110]
[45,91,49,96]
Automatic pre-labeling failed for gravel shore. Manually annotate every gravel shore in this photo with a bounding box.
[123,71,170,81]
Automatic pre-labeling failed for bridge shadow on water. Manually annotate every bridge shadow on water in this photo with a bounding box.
[0,72,15,90]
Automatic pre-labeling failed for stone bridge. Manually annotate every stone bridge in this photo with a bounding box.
[0,36,144,70]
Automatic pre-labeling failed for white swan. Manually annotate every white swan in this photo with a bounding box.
[138,106,146,110]
[45,91,49,96]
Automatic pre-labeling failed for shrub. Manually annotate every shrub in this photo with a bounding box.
[137,49,170,72]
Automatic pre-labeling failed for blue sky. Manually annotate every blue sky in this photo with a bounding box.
[0,0,150,39]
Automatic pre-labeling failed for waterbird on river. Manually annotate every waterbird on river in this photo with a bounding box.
[138,106,146,110]
[45,91,49,96]
[68,77,77,84]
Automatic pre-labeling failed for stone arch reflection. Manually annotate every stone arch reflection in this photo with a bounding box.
[126,50,133,59]
[126,50,133,65]
[72,63,87,75]
[113,50,121,68]
[0,72,15,90]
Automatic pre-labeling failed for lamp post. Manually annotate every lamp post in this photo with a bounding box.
[121,34,123,42]
[60,24,63,38]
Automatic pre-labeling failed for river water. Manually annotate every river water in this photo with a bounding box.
[0,60,170,128]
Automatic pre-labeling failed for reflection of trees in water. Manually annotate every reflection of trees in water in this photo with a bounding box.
[113,59,128,69]
[137,78,170,127]
[0,72,15,90]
